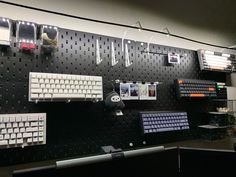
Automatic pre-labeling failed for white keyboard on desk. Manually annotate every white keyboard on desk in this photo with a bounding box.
[29,72,103,102]
[0,113,46,149]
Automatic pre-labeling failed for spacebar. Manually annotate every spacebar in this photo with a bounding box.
[53,94,85,98]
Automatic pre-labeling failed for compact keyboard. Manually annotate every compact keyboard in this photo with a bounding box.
[140,111,189,134]
[175,78,217,98]
[29,72,103,102]
[0,113,46,149]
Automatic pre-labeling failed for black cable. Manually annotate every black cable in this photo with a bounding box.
[0,0,235,51]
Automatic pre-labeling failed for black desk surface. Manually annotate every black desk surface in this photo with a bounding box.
[0,137,235,177]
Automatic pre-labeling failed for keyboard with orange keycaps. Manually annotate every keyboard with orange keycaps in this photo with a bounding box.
[175,78,217,98]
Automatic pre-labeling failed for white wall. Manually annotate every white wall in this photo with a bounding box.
[0,0,236,53]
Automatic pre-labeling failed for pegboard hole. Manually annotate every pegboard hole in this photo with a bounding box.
[61,35,64,39]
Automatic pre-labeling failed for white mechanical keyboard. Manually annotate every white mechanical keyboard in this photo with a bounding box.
[29,72,103,102]
[0,113,46,149]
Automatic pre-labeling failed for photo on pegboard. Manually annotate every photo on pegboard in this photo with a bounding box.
[120,83,130,100]
[130,83,139,100]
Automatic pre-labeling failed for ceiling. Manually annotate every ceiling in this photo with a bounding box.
[117,0,236,34]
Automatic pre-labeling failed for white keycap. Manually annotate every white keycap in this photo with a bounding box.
[39,137,44,142]
[31,94,38,99]
[64,90,68,94]
[20,128,25,132]
[0,124,5,128]
[8,129,13,133]
[31,122,38,126]
[0,135,3,140]
[22,117,27,122]
[44,94,52,98]
[3,117,9,122]
[93,86,102,90]
[0,140,8,146]
[31,89,42,93]
[6,123,11,128]
[31,84,40,88]
[4,134,9,139]
[12,122,18,128]
[11,133,16,139]
[33,132,38,137]
[33,137,38,142]
[96,82,102,86]
[39,127,44,131]
[9,139,16,145]
[43,89,48,93]
[48,89,53,93]
[92,90,102,94]
[19,122,24,127]
[14,128,19,133]
[27,138,32,143]
[40,84,45,88]
[39,79,44,83]
[45,79,49,83]
[25,122,30,127]
[31,79,38,83]
[23,132,32,138]
[1,129,7,134]
[17,139,23,144]
[86,94,92,98]
[39,132,44,136]
[17,133,22,138]
[39,121,44,126]
[9,117,15,122]
[28,115,38,121]
[46,84,51,88]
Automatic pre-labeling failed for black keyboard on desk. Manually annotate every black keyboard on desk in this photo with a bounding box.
[140,111,190,134]
[175,78,217,98]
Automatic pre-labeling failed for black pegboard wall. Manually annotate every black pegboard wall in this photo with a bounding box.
[0,27,227,166]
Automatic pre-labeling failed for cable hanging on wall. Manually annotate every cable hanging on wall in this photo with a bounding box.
[0,0,235,50]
